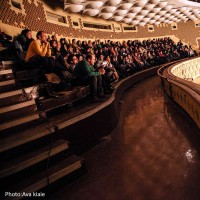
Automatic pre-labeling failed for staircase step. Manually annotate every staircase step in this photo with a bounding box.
[0,69,14,82]
[5,155,84,200]
[0,71,14,82]
[0,100,37,123]
[41,91,76,112]
[0,100,35,113]
[0,79,15,86]
[1,61,17,70]
[0,113,40,133]
[40,86,90,112]
[0,69,13,75]
[0,140,69,179]
[0,89,27,107]
[0,122,53,153]
[0,86,38,107]
[0,80,17,93]
[16,69,43,81]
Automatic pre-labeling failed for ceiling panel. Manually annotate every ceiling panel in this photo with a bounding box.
[64,0,200,26]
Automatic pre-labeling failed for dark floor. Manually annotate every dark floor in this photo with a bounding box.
[49,76,200,200]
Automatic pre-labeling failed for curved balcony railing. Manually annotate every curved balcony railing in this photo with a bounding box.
[158,56,200,129]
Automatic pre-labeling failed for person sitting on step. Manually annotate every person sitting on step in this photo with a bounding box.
[71,53,105,102]
[25,31,67,79]
[15,29,33,53]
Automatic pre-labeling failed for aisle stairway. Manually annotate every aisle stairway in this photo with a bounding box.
[0,60,87,199]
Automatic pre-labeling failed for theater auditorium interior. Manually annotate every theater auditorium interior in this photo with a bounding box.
[0,0,200,199]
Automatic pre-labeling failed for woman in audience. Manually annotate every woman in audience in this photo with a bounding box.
[60,38,69,56]
[102,55,119,83]
[122,54,136,74]
[50,40,67,68]
[111,56,125,78]
[15,29,33,53]
[6,30,196,101]
[95,54,105,69]
[77,54,83,62]
[67,54,78,73]
[133,52,145,70]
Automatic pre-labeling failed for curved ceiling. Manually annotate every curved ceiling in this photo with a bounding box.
[64,0,200,26]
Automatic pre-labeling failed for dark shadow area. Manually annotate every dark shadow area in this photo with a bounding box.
[48,76,200,200]
[41,0,63,10]
[164,96,200,154]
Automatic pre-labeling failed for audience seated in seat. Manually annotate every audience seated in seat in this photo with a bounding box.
[50,39,67,68]
[67,54,78,74]
[14,29,34,53]
[102,55,119,83]
[25,31,67,80]
[1,27,198,102]
[71,53,106,102]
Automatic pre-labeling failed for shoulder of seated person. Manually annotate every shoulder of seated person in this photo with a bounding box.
[77,60,86,65]
[35,39,42,44]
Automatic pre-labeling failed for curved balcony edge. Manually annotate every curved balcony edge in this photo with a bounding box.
[158,56,200,130]
[56,60,185,154]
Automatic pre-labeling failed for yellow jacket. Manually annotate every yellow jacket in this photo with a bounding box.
[25,39,51,61]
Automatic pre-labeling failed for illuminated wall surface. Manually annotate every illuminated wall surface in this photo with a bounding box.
[171,58,200,80]
[159,57,200,129]
[0,0,200,50]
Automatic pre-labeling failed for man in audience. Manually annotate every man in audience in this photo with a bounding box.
[72,53,105,102]
[67,54,78,73]
[25,31,66,78]
[0,28,197,102]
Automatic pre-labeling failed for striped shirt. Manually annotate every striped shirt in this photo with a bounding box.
[25,39,51,61]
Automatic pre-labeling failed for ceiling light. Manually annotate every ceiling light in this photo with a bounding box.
[119,3,133,10]
[123,18,133,23]
[83,9,99,16]
[101,6,117,13]
[99,13,113,19]
[157,1,167,8]
[107,0,122,6]
[86,1,104,9]
[64,4,84,12]
[112,16,123,21]
[126,13,136,18]
[114,9,128,16]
